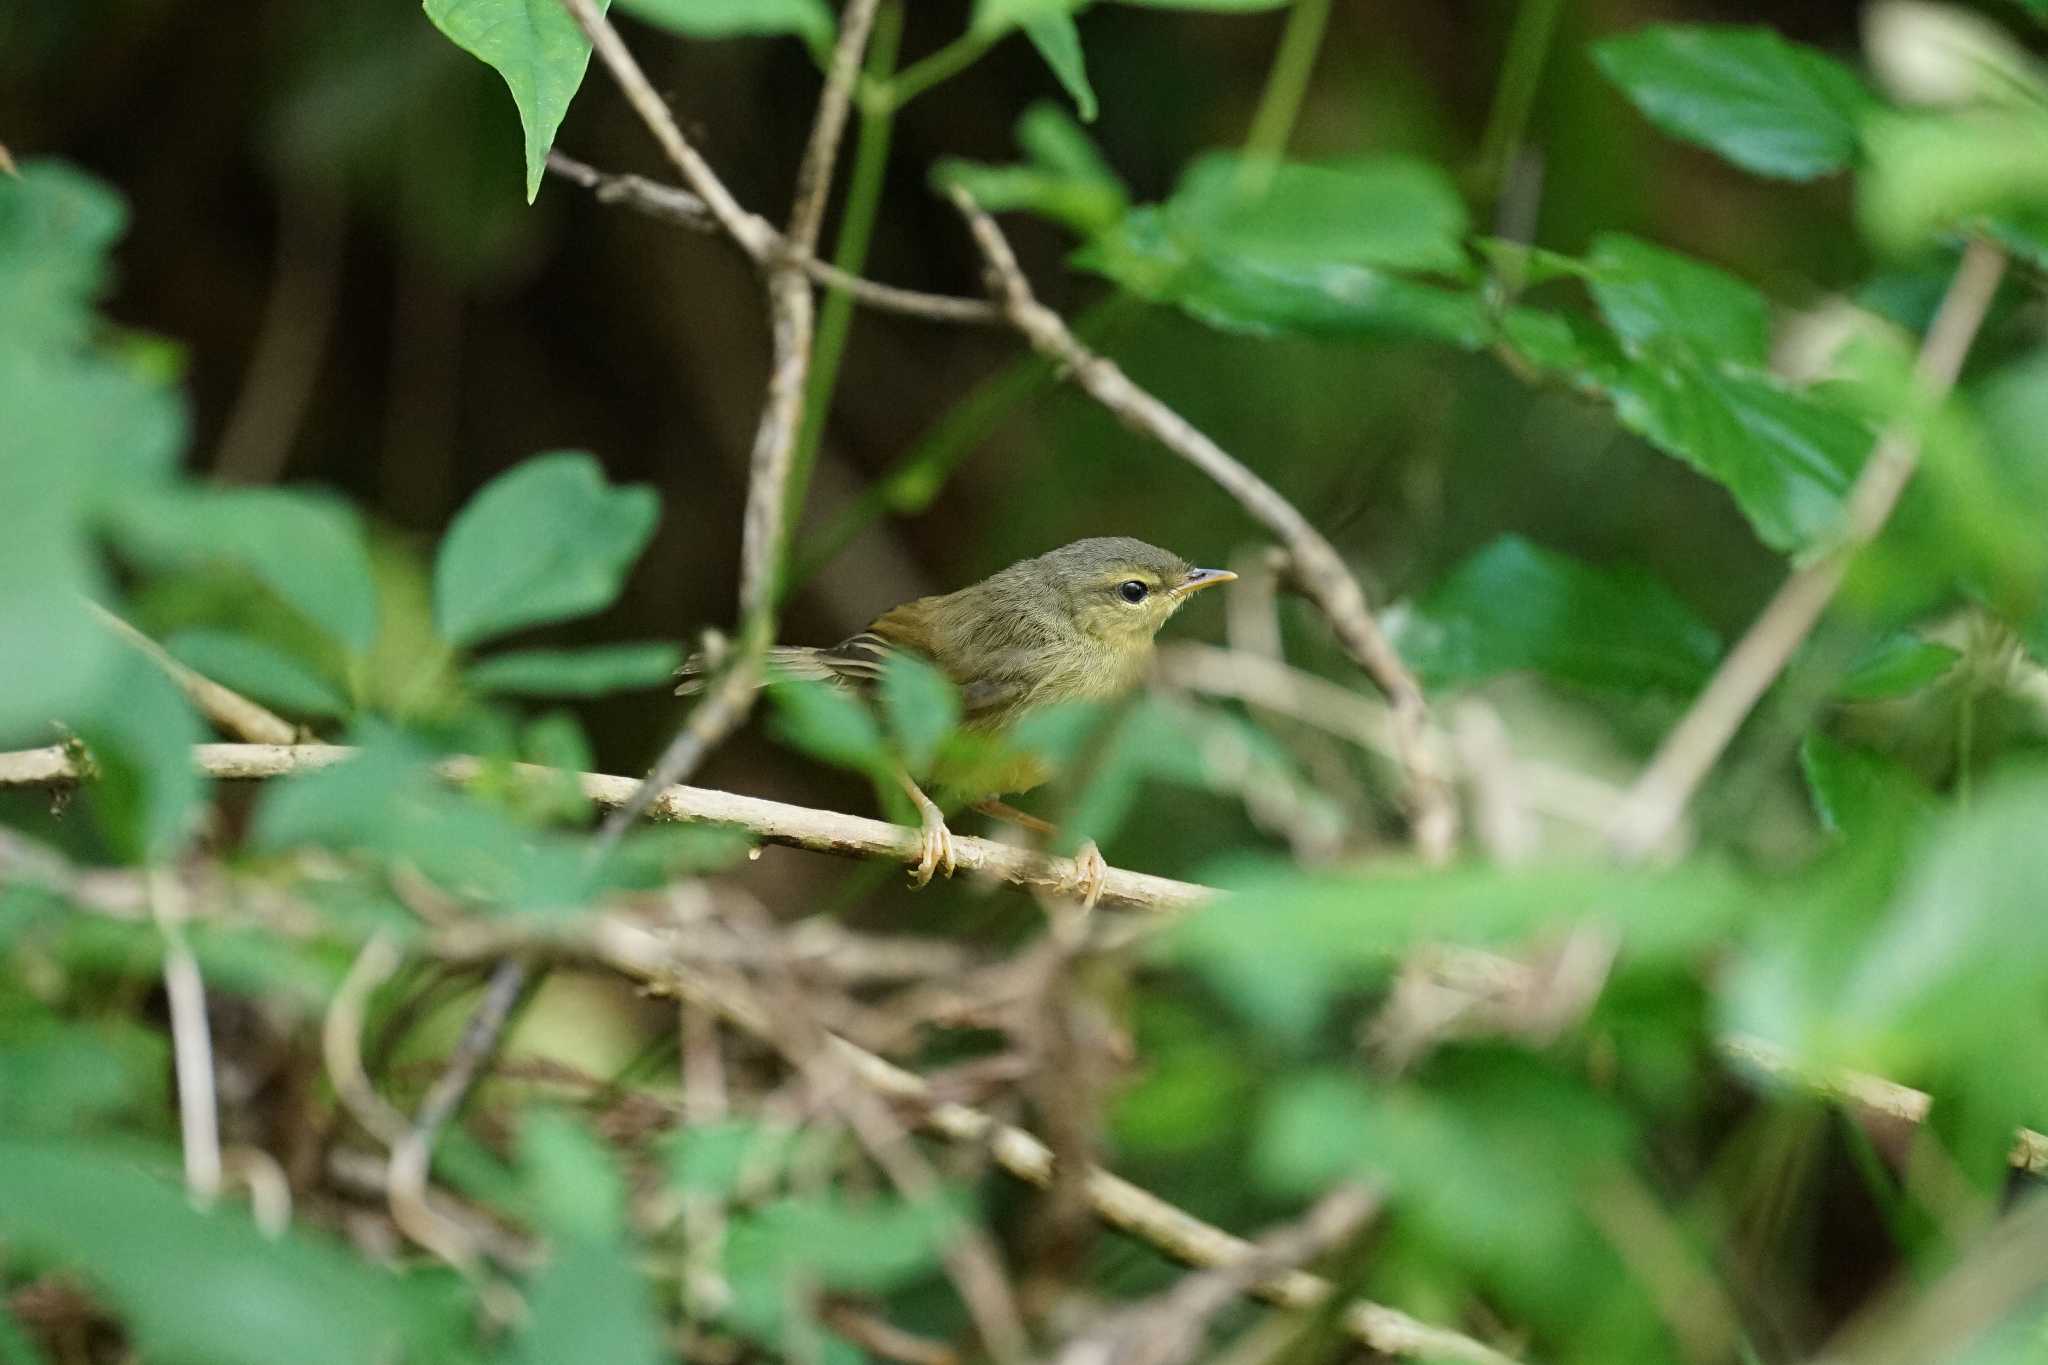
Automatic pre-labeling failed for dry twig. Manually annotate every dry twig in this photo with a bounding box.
[89,602,298,746]
[944,188,1457,863]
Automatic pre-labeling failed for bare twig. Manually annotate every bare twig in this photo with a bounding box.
[590,918,1517,1364]
[1608,238,2009,859]
[0,742,1212,912]
[1056,1182,1380,1365]
[322,931,412,1147]
[89,602,298,746]
[546,153,998,324]
[945,188,1457,863]
[152,868,223,1204]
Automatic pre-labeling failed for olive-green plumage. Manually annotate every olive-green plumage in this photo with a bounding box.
[678,536,1234,800]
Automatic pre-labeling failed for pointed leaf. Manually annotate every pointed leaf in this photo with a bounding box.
[467,642,683,697]
[1024,15,1096,121]
[617,0,833,48]
[423,0,612,202]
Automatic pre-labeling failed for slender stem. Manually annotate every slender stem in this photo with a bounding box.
[1241,0,1332,171]
[1473,0,1564,206]
[886,28,994,110]
[784,0,904,550]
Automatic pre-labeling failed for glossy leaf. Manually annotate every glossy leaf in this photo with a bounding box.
[423,0,612,202]
[164,629,350,718]
[433,452,659,647]
[618,0,833,48]
[1585,234,1770,366]
[467,642,683,697]
[1386,535,1721,693]
[1594,25,1874,180]
[1024,15,1096,120]
[110,487,380,654]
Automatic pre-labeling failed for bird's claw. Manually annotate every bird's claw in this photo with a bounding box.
[908,795,957,888]
[1057,839,1107,911]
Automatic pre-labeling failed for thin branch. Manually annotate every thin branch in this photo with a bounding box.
[944,188,1457,863]
[560,0,773,260]
[786,0,881,255]
[1608,238,2009,859]
[89,601,298,746]
[151,868,223,1204]
[546,154,998,325]
[0,742,1214,913]
[589,917,1520,1365]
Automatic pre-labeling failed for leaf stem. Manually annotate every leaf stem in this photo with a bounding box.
[1472,0,1563,207]
[886,27,995,110]
[1242,0,1332,173]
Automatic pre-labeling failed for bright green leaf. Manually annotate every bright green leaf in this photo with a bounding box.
[1799,731,1933,840]
[971,0,1080,36]
[0,1022,166,1136]
[1024,15,1096,121]
[0,1139,442,1365]
[1593,24,1875,180]
[1162,152,1470,276]
[1386,535,1721,693]
[467,642,683,697]
[617,0,833,48]
[422,0,612,203]
[1860,105,2048,254]
[0,160,128,351]
[109,487,380,654]
[765,678,889,774]
[164,629,349,718]
[433,452,659,647]
[72,654,204,863]
[933,104,1128,236]
[663,1119,802,1196]
[1114,0,1290,9]
[1585,233,1771,366]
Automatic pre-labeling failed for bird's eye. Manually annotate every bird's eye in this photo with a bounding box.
[1117,580,1149,604]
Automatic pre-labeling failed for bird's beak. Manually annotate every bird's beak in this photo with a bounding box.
[1173,567,1237,598]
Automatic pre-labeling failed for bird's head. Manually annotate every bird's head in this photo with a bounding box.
[1032,536,1236,649]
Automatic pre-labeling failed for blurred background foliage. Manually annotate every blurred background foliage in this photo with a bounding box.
[13,0,2048,1361]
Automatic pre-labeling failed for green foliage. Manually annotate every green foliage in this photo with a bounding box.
[1799,730,1932,839]
[879,651,962,775]
[1386,535,1721,693]
[1594,25,1874,180]
[934,103,1129,235]
[1024,16,1096,121]
[432,452,660,648]
[421,0,611,202]
[0,1140,454,1365]
[466,642,683,697]
[164,629,351,718]
[1837,633,1961,700]
[617,0,834,50]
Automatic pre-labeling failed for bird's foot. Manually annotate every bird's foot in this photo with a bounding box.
[904,781,957,888]
[1057,839,1108,912]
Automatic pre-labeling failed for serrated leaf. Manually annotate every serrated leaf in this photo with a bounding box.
[468,642,682,697]
[108,486,380,654]
[163,629,349,718]
[1593,24,1875,180]
[1024,15,1096,121]
[433,452,659,648]
[1386,535,1721,693]
[617,0,833,48]
[422,0,611,203]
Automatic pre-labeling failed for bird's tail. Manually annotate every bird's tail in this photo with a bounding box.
[673,645,836,696]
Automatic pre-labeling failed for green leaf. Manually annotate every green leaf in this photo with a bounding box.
[1860,105,2048,254]
[880,651,960,775]
[467,642,683,697]
[0,1139,444,1365]
[163,629,349,718]
[0,1021,166,1136]
[617,0,833,48]
[1838,634,1961,700]
[433,452,660,647]
[109,487,380,654]
[0,1304,49,1365]
[765,678,889,774]
[1114,0,1290,9]
[72,654,204,863]
[1584,234,1770,366]
[422,0,612,203]
[933,103,1128,236]
[1386,535,1721,693]
[1593,25,1875,180]
[663,1119,802,1196]
[0,160,128,351]
[1024,15,1096,121]
[1799,732,1932,840]
[971,0,1080,36]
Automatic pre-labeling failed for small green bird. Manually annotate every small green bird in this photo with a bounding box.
[678,537,1235,903]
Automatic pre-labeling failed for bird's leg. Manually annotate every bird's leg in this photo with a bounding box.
[899,771,956,888]
[972,799,1107,911]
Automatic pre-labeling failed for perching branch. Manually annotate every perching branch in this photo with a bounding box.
[0,743,1214,913]
[1608,238,2010,859]
[89,601,299,747]
[943,188,1458,865]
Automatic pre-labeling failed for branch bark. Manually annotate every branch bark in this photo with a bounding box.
[944,189,1457,864]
